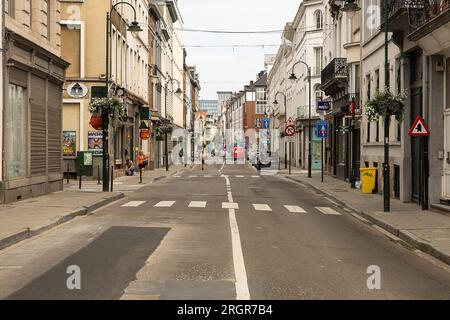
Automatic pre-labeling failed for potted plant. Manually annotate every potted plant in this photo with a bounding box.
[365,90,406,123]
[88,96,126,129]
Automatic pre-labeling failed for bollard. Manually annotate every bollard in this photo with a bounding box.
[79,164,82,189]
[97,165,101,185]
[67,163,70,184]
[110,166,114,192]
[139,167,143,184]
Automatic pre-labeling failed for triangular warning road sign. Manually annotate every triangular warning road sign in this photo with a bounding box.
[408,115,430,137]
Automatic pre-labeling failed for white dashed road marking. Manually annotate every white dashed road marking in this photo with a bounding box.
[252,204,272,211]
[251,176,260,178]
[189,201,207,208]
[154,201,176,208]
[235,175,244,178]
[284,205,306,213]
[222,202,239,209]
[121,201,146,207]
[315,207,342,215]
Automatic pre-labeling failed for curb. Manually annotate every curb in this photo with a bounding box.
[0,192,124,251]
[284,175,450,266]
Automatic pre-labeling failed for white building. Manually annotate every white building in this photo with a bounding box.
[268,0,324,170]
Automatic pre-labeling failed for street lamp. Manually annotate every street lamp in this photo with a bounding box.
[273,92,287,169]
[164,78,183,172]
[104,2,142,192]
[289,60,312,178]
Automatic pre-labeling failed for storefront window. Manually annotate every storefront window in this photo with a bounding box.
[337,116,345,165]
[7,84,27,179]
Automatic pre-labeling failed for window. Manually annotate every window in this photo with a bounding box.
[315,84,323,103]
[7,84,27,179]
[315,10,323,29]
[6,0,15,17]
[314,47,323,76]
[366,74,371,143]
[375,69,380,142]
[337,116,345,165]
[256,87,266,114]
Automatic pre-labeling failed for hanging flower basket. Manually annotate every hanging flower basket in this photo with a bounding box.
[88,96,126,128]
[365,90,406,122]
[155,122,173,137]
[89,114,103,130]
[140,129,151,140]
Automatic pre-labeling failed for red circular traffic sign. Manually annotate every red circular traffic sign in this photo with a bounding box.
[285,125,296,136]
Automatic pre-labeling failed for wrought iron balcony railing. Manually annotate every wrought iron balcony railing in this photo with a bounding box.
[321,58,348,96]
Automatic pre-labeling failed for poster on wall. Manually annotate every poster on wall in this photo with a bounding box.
[88,131,103,155]
[63,131,76,157]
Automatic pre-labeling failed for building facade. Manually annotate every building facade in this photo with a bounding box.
[60,0,150,179]
[2,0,68,203]
[268,0,324,170]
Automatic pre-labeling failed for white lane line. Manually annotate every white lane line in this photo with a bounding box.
[229,208,250,300]
[222,173,250,300]
[251,176,260,178]
[284,205,306,213]
[189,201,207,208]
[189,175,197,178]
[121,201,146,207]
[154,201,176,208]
[315,207,342,215]
[235,175,244,178]
[222,202,239,209]
[252,204,272,211]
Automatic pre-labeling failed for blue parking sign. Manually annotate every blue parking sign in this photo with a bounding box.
[316,121,328,138]
[262,118,270,129]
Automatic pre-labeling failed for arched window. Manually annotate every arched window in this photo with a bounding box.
[314,84,324,102]
[315,10,323,30]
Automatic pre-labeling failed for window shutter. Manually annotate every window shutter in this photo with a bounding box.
[30,75,47,175]
[48,82,62,173]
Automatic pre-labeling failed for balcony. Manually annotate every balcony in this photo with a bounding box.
[380,0,424,33]
[408,0,450,41]
[321,58,348,97]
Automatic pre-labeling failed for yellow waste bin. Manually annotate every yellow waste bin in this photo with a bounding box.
[360,167,377,194]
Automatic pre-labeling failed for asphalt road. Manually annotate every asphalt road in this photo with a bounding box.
[0,163,449,299]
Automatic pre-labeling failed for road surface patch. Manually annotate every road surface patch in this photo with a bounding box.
[6,226,169,300]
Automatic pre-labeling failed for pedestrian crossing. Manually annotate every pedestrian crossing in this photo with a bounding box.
[120,200,342,216]
[175,175,261,179]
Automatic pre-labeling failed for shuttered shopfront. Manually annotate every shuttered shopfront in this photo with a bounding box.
[1,33,68,203]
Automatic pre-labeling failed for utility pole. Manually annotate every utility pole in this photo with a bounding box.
[383,0,390,212]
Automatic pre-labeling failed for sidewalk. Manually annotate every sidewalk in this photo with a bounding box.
[0,165,190,251]
[282,169,450,266]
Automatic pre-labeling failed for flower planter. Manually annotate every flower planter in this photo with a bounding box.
[89,115,103,130]
[140,129,150,140]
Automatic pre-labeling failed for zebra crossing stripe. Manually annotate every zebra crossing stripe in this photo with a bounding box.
[315,207,342,215]
[121,201,146,207]
[252,204,272,211]
[284,205,306,213]
[189,201,207,208]
[222,202,239,209]
[154,201,176,208]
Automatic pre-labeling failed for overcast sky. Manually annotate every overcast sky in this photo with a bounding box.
[178,0,301,100]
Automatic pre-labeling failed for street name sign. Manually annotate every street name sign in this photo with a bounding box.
[408,115,430,137]
[316,120,329,139]
[317,101,331,112]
